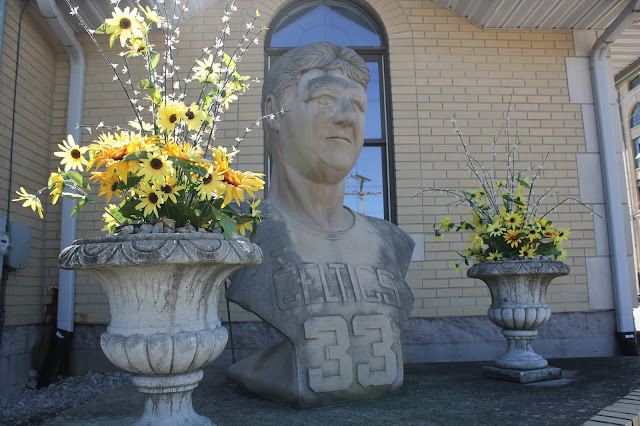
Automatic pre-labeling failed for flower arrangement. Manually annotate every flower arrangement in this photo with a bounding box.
[423,105,590,270]
[13,0,269,239]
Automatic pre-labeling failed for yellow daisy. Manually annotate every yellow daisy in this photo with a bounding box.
[13,187,43,218]
[487,221,503,237]
[159,175,185,204]
[157,101,187,132]
[537,217,553,236]
[552,227,570,245]
[220,168,265,208]
[134,182,164,217]
[487,251,503,262]
[524,225,541,243]
[193,54,221,83]
[519,244,536,259]
[504,229,523,248]
[124,38,152,57]
[54,135,88,172]
[504,211,522,229]
[235,220,253,237]
[48,171,65,205]
[98,173,123,203]
[138,151,173,186]
[104,7,144,47]
[197,166,225,200]
[185,103,208,131]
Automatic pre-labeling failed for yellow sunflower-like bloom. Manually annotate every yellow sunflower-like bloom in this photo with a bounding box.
[468,233,484,249]
[556,246,567,261]
[104,7,145,47]
[98,173,123,203]
[552,227,570,245]
[13,187,43,218]
[157,101,187,132]
[124,38,152,57]
[159,175,185,204]
[487,250,503,262]
[197,166,225,200]
[193,54,222,83]
[504,229,523,248]
[235,220,253,237]
[524,225,541,243]
[138,151,173,186]
[537,217,552,235]
[185,103,208,131]
[211,146,237,172]
[54,135,88,172]
[504,211,522,229]
[220,169,265,208]
[519,244,536,259]
[487,221,502,237]
[88,132,137,183]
[134,182,165,217]
[48,172,64,205]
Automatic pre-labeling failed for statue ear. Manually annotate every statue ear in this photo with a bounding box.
[263,94,281,133]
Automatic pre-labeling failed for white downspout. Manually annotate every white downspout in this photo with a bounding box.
[36,0,85,333]
[590,0,640,354]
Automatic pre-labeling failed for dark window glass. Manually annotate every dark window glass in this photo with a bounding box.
[631,104,640,128]
[270,2,380,47]
[634,137,640,169]
[631,75,640,91]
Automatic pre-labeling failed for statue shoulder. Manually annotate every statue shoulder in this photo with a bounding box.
[360,214,415,275]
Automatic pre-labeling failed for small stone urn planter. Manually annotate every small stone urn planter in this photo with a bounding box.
[467,258,569,383]
[59,232,262,425]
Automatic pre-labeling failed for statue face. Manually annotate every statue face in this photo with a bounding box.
[274,69,367,184]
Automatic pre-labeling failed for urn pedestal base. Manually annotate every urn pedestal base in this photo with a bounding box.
[483,365,562,384]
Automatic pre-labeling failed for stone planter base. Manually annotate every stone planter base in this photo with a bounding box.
[483,365,562,384]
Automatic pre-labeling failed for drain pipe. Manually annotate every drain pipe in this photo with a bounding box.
[590,0,640,355]
[35,0,84,384]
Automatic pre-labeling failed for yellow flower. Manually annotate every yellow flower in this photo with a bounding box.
[235,220,253,237]
[439,215,454,231]
[158,175,185,204]
[487,221,502,237]
[221,92,238,109]
[250,199,262,217]
[128,119,154,132]
[468,233,484,249]
[556,247,567,261]
[102,206,120,234]
[504,211,522,229]
[524,225,541,243]
[48,172,64,205]
[552,227,570,245]
[211,146,237,171]
[537,217,553,236]
[98,173,123,203]
[193,54,221,83]
[124,38,152,57]
[13,187,43,218]
[141,5,162,24]
[519,244,536,259]
[138,151,173,186]
[54,135,88,171]
[185,103,207,131]
[487,251,503,262]
[157,101,187,132]
[134,182,164,217]
[220,169,265,208]
[197,166,225,200]
[504,229,523,248]
[104,7,145,47]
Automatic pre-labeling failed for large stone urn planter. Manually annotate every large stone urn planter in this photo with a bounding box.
[467,258,569,383]
[58,232,262,425]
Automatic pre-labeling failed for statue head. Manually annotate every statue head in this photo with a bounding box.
[263,42,370,185]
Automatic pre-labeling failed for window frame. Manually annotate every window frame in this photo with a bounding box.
[263,0,397,223]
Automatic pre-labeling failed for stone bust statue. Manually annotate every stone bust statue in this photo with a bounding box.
[226,42,415,408]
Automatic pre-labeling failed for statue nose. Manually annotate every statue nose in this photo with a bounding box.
[332,97,355,126]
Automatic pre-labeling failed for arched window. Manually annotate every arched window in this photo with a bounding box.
[630,74,640,91]
[265,0,395,222]
[631,104,640,129]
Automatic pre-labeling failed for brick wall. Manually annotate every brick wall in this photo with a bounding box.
[6,0,599,326]
[0,2,64,326]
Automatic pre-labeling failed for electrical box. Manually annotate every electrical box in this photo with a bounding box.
[7,221,31,269]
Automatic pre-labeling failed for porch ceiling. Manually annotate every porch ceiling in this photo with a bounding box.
[46,0,640,82]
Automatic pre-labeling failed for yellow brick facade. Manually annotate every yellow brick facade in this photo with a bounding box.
[2,0,600,326]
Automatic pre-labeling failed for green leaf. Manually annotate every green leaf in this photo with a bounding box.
[517,177,531,189]
[123,151,148,161]
[219,213,236,240]
[149,52,160,70]
[117,175,143,190]
[169,156,208,177]
[67,171,90,190]
[70,198,88,218]
[118,198,144,220]
[138,79,155,90]
[222,53,236,71]
[109,32,118,49]
[95,23,109,34]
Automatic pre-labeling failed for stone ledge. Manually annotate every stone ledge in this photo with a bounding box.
[483,365,562,383]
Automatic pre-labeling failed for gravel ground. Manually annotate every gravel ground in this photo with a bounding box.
[0,371,131,425]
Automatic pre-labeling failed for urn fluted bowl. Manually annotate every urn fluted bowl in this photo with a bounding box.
[467,258,569,370]
[59,232,262,426]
